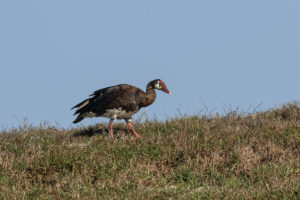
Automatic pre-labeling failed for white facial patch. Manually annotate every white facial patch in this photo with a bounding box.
[154,81,162,89]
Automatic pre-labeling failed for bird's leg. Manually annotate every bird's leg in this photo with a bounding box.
[126,119,141,138]
[108,119,114,138]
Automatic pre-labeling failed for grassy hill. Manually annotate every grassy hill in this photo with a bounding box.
[0,103,299,199]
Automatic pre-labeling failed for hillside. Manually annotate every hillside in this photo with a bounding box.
[0,103,299,199]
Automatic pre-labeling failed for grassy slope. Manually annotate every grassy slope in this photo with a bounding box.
[0,103,299,199]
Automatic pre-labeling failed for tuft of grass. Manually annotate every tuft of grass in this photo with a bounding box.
[0,102,299,199]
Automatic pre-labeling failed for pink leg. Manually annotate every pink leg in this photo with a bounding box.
[127,122,141,138]
[108,119,114,138]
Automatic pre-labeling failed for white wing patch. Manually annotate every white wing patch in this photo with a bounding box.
[78,100,90,110]
[102,107,139,119]
[82,112,96,118]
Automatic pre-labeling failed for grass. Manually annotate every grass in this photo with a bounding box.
[0,102,299,199]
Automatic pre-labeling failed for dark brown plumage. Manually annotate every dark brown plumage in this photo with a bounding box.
[72,79,171,138]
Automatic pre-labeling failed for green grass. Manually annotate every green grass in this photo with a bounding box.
[0,102,299,199]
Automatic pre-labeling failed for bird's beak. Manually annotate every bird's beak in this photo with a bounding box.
[160,80,171,95]
[162,87,171,95]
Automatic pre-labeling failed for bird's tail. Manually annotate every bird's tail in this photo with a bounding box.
[72,98,91,123]
[71,98,90,110]
[73,115,84,124]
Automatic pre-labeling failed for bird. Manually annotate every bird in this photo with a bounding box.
[71,79,171,138]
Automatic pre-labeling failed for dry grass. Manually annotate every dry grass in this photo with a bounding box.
[0,102,299,199]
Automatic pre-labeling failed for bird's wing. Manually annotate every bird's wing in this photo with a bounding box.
[89,85,118,97]
[72,84,142,116]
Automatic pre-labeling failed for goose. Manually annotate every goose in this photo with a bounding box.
[72,79,171,138]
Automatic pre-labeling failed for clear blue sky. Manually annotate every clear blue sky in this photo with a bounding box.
[1,1,299,129]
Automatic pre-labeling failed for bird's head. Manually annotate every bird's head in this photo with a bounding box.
[152,79,171,95]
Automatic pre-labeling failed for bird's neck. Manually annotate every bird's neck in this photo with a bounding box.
[141,85,156,107]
